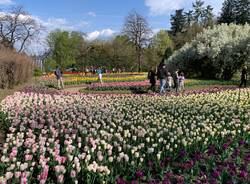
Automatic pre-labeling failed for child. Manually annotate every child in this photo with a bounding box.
[166,72,173,91]
[178,72,185,92]
[97,67,103,84]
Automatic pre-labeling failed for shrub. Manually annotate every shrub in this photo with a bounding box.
[34,68,43,77]
[0,47,33,89]
[0,111,10,136]
[166,24,250,80]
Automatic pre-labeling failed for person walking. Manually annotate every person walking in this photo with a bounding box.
[239,66,247,88]
[97,67,103,84]
[148,67,156,92]
[157,62,168,94]
[54,66,64,90]
[173,69,179,92]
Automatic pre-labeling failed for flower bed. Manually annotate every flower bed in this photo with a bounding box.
[64,75,147,86]
[63,72,147,78]
[86,80,238,91]
[0,89,250,183]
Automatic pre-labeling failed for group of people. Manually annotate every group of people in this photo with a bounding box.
[148,61,185,94]
[84,67,126,76]
[54,64,248,91]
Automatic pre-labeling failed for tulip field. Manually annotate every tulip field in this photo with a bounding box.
[0,88,250,183]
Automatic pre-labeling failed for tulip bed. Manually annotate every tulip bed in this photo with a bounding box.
[0,89,250,184]
[85,80,238,92]
[40,73,147,88]
[64,75,147,86]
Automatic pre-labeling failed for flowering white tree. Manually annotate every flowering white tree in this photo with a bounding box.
[166,24,250,79]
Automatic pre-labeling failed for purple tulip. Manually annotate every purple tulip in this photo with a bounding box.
[227,162,236,175]
[148,180,158,184]
[135,170,144,179]
[179,149,186,157]
[164,172,173,179]
[176,175,184,184]
[131,180,139,184]
[239,139,246,146]
[208,145,216,155]
[244,154,250,163]
[222,143,229,150]
[239,170,248,179]
[164,156,172,162]
[162,179,171,184]
[193,151,202,161]
[232,148,240,158]
[148,160,154,168]
[212,169,220,178]
[116,177,126,184]
[210,179,217,184]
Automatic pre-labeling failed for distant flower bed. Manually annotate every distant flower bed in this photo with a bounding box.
[86,79,238,91]
[39,73,147,87]
[63,72,147,78]
[0,89,249,183]
[64,75,147,85]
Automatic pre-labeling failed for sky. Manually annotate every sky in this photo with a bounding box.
[0,0,225,52]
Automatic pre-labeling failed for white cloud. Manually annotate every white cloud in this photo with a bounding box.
[34,17,89,32]
[87,11,96,17]
[145,0,224,16]
[78,20,89,27]
[0,0,13,5]
[145,0,187,16]
[86,28,115,41]
[152,28,161,35]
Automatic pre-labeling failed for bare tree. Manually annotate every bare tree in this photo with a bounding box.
[0,6,42,53]
[123,11,151,72]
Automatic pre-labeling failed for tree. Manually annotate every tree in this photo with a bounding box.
[123,11,152,72]
[167,24,250,80]
[0,6,42,52]
[193,0,205,24]
[109,35,136,70]
[235,0,250,24]
[218,0,250,25]
[202,5,214,27]
[173,23,203,49]
[46,30,85,70]
[170,9,186,35]
[152,30,174,58]
[184,10,194,28]
[218,0,237,24]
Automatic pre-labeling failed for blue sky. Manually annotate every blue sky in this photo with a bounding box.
[0,0,225,42]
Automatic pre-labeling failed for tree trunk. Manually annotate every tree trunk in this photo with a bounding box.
[137,47,142,73]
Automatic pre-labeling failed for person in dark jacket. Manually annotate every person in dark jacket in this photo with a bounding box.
[54,66,64,90]
[172,69,179,92]
[157,62,168,94]
[240,66,247,88]
[148,67,156,92]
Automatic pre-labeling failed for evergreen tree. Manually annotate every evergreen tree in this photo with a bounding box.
[202,5,214,27]
[184,10,194,28]
[193,0,205,24]
[235,0,250,24]
[218,0,237,24]
[170,9,186,35]
[219,0,250,25]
